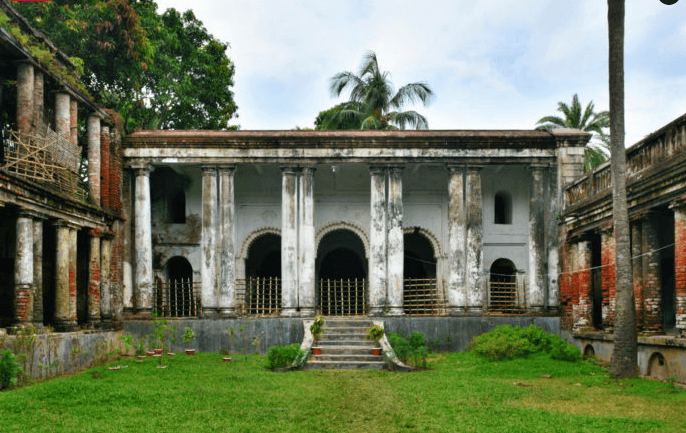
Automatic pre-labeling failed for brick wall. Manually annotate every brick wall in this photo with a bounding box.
[601,232,616,328]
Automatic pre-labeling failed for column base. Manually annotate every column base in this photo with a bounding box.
[466,306,483,316]
[53,320,78,332]
[217,308,237,318]
[133,308,152,320]
[201,308,217,319]
[368,307,385,317]
[448,307,467,316]
[299,308,315,317]
[385,307,404,316]
[280,308,298,317]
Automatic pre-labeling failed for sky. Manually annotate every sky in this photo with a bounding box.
[154,0,686,146]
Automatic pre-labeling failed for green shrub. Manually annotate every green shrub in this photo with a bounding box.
[468,325,580,362]
[388,332,429,368]
[265,344,304,369]
[0,350,21,390]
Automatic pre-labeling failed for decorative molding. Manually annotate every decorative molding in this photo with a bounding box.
[315,221,369,258]
[238,227,281,259]
[403,226,442,258]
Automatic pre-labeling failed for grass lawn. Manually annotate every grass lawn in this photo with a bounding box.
[0,352,684,433]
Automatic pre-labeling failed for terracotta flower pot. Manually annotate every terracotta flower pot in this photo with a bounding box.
[185,349,195,355]
[136,355,146,360]
[222,357,232,362]
[371,348,381,356]
[154,349,163,355]
[311,347,321,356]
[145,351,154,357]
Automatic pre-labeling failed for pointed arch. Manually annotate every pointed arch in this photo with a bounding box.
[239,227,281,260]
[403,226,442,258]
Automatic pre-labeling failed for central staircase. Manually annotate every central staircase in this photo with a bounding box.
[303,317,385,370]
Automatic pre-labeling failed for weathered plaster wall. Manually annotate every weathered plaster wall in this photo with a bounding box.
[481,165,530,272]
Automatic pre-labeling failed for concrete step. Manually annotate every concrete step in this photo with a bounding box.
[321,319,374,328]
[303,360,385,370]
[316,340,377,347]
[315,345,380,354]
[322,326,369,334]
[319,333,368,341]
[312,354,382,362]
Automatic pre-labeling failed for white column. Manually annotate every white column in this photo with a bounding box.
[87,230,101,325]
[447,165,466,314]
[387,166,404,315]
[528,164,547,310]
[201,166,218,317]
[218,166,237,317]
[369,166,387,316]
[100,237,112,326]
[54,222,73,330]
[133,164,153,315]
[32,218,44,326]
[281,167,299,316]
[55,92,70,141]
[87,114,101,205]
[14,213,34,324]
[16,62,34,134]
[299,167,316,317]
[466,165,483,313]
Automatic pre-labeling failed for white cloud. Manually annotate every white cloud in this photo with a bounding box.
[154,0,686,139]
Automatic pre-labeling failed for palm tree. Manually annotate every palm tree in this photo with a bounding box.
[321,51,433,130]
[536,94,610,172]
[607,0,637,379]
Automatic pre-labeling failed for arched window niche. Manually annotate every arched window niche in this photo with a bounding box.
[494,191,512,225]
[168,187,186,224]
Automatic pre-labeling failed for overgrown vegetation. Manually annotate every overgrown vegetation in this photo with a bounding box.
[468,324,581,362]
[0,352,684,432]
[388,331,430,368]
[0,350,20,390]
[265,344,304,370]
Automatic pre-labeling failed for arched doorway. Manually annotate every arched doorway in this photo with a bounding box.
[403,230,439,315]
[245,233,281,315]
[489,258,517,313]
[317,229,367,315]
[160,256,196,317]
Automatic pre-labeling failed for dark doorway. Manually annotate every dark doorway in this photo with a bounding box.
[404,231,438,315]
[659,210,676,331]
[317,229,366,315]
[245,233,281,315]
[489,258,517,312]
[163,256,195,317]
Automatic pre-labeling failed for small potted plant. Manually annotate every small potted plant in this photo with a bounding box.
[310,315,324,355]
[134,338,147,361]
[367,324,384,356]
[224,326,241,362]
[182,327,196,355]
[167,324,177,356]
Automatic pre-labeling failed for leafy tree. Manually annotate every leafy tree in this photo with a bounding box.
[319,51,433,130]
[607,0,636,379]
[12,0,237,133]
[536,94,610,172]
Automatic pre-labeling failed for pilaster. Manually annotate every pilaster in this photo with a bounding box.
[55,92,70,141]
[670,199,686,334]
[87,229,102,325]
[87,114,102,205]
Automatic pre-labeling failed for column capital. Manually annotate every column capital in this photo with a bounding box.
[130,162,153,176]
[368,164,387,175]
[52,219,79,230]
[88,228,105,238]
[280,165,301,174]
[446,164,466,174]
[88,112,105,121]
[301,165,316,175]
[217,165,236,174]
[388,165,404,174]
[201,165,217,175]
[16,209,46,220]
[669,194,686,211]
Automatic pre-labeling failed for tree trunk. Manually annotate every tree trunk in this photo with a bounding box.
[607,0,637,378]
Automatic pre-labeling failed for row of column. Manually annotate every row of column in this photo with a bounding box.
[567,199,686,335]
[16,62,108,207]
[13,212,112,330]
[131,162,551,316]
